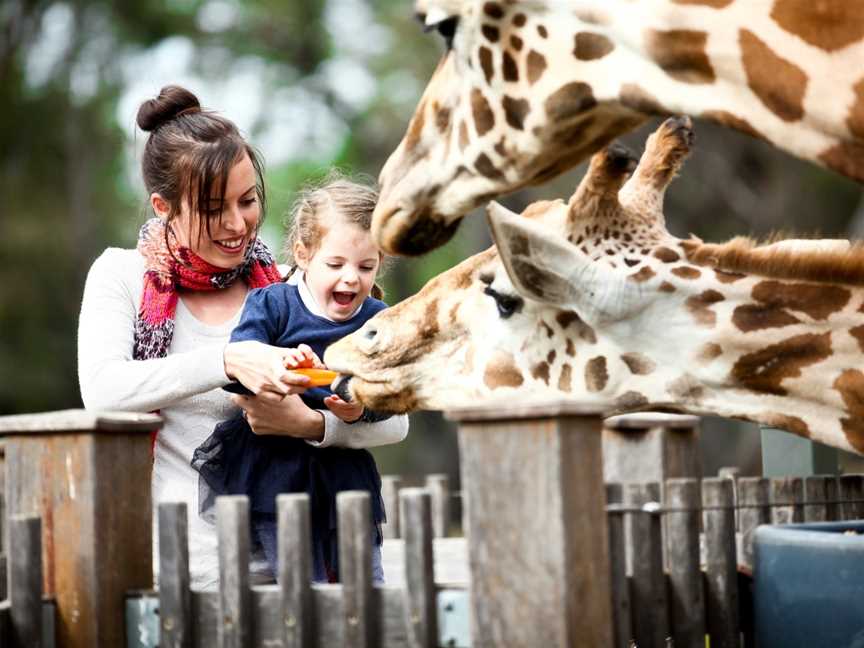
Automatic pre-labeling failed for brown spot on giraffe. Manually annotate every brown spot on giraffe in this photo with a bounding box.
[715,269,746,283]
[654,246,680,263]
[483,2,504,19]
[403,98,426,153]
[484,352,525,389]
[573,32,614,60]
[672,266,701,279]
[471,89,495,136]
[671,0,733,6]
[545,82,597,122]
[659,281,676,293]
[475,153,505,181]
[764,414,811,439]
[819,140,864,182]
[458,120,469,152]
[833,369,864,452]
[526,50,547,85]
[565,338,576,356]
[537,25,548,38]
[849,324,864,352]
[698,343,723,362]
[585,356,608,392]
[503,95,531,130]
[667,374,705,402]
[558,364,572,392]
[531,361,550,384]
[502,51,519,82]
[731,332,832,396]
[750,281,851,320]
[482,25,500,43]
[732,304,801,332]
[615,391,650,410]
[540,321,554,338]
[645,29,716,84]
[556,310,579,328]
[771,0,864,53]
[739,29,808,122]
[511,35,523,51]
[848,77,864,140]
[547,350,556,365]
[619,84,665,115]
[702,110,764,141]
[512,13,526,27]
[479,47,495,85]
[579,323,597,344]
[435,105,451,135]
[621,352,657,375]
[629,266,656,282]
[686,289,725,327]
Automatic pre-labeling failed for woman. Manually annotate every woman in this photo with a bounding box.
[77,85,407,589]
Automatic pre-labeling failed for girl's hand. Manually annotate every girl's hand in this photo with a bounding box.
[324,394,364,423]
[224,341,311,396]
[283,344,325,370]
[232,394,325,441]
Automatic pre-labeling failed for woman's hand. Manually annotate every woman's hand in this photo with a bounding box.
[223,341,311,396]
[232,393,325,441]
[324,394,364,423]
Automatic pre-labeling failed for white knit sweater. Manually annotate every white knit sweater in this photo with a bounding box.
[77,248,408,589]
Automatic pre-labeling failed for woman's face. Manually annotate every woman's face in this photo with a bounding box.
[296,221,381,321]
[156,153,261,269]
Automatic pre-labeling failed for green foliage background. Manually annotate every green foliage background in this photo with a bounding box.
[1,0,862,480]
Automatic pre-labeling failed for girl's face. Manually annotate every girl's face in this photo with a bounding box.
[152,153,261,269]
[296,221,381,321]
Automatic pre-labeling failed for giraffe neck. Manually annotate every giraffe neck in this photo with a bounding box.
[509,0,863,180]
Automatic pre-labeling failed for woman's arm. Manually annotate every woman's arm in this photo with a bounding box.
[77,250,230,412]
[311,411,409,449]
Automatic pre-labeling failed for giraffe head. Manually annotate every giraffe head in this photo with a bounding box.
[330,116,864,455]
[374,0,646,255]
[374,0,864,255]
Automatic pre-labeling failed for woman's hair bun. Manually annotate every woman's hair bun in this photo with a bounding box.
[136,85,201,132]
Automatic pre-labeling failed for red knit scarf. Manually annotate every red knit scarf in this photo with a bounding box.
[133,217,282,360]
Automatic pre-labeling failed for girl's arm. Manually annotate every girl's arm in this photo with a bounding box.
[77,249,230,412]
[308,412,409,449]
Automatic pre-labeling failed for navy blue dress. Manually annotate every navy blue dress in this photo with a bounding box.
[191,282,388,581]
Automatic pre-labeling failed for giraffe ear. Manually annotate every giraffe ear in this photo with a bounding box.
[487,201,642,323]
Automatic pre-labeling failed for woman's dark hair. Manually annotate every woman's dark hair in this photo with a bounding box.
[136,85,266,245]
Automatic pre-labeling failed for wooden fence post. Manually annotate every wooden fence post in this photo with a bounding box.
[424,474,450,538]
[448,401,612,648]
[381,476,402,539]
[0,409,160,648]
[9,514,42,648]
[399,488,437,648]
[602,413,702,484]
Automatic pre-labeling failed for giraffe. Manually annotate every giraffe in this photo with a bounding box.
[327,117,864,455]
[374,0,864,255]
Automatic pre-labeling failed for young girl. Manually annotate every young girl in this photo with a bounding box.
[193,176,407,583]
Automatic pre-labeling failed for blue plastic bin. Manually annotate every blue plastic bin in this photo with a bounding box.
[754,521,864,647]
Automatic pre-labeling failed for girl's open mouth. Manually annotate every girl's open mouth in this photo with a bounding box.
[333,291,357,306]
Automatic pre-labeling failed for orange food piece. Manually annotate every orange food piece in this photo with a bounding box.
[293,367,339,386]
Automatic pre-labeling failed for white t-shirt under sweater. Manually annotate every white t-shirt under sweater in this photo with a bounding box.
[77,248,408,590]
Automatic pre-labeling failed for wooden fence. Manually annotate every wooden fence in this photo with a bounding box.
[0,406,862,647]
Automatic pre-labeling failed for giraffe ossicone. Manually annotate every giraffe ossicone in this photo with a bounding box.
[327,117,864,455]
[374,0,864,255]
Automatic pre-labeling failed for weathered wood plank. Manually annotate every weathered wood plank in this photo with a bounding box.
[399,489,437,648]
[0,409,160,433]
[9,515,42,648]
[158,503,192,648]
[803,476,830,523]
[665,478,705,647]
[737,477,769,569]
[605,483,632,648]
[381,476,402,539]
[457,412,612,648]
[838,474,864,520]
[424,475,450,538]
[625,482,667,648]
[278,493,314,648]
[338,491,378,648]
[769,477,804,524]
[217,496,251,648]
[702,478,739,648]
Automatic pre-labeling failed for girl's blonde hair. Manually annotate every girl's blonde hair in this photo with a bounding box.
[283,171,387,299]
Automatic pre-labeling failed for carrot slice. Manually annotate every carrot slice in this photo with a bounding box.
[293,368,339,387]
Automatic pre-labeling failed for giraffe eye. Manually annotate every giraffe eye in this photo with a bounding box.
[417,12,459,49]
[484,286,523,319]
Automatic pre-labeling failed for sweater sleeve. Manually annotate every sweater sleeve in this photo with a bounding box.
[77,249,230,412]
[307,411,409,449]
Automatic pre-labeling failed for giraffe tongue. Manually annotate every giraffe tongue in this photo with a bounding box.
[333,291,356,305]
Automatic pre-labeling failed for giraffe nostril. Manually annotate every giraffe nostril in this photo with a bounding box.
[364,324,378,341]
